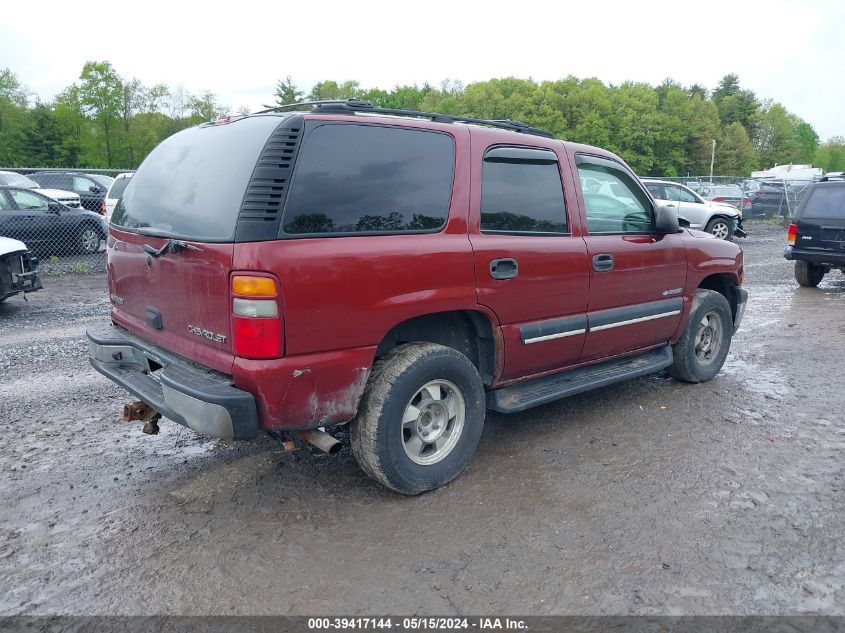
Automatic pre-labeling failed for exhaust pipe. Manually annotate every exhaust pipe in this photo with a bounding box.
[297,429,342,455]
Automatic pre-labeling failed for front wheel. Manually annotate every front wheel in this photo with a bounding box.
[668,289,734,383]
[794,261,825,287]
[705,217,733,240]
[350,343,485,495]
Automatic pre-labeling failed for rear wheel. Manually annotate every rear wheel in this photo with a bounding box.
[668,289,733,383]
[77,224,102,254]
[794,261,825,287]
[705,217,732,240]
[350,343,485,495]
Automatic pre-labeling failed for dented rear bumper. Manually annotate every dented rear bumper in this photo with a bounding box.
[87,322,259,440]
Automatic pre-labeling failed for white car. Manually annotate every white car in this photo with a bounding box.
[0,171,82,209]
[0,236,42,302]
[103,172,133,222]
[641,179,744,240]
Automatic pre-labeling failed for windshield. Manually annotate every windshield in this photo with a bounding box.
[111,116,283,241]
[89,174,115,188]
[712,186,742,196]
[0,172,38,188]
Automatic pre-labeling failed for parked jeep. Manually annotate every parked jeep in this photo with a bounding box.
[87,101,747,494]
[784,174,845,286]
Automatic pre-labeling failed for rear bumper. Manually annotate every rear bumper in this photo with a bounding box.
[784,246,845,266]
[87,322,259,440]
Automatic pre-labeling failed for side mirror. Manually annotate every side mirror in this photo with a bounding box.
[89,185,101,193]
[47,201,62,215]
[677,215,691,228]
[654,204,680,234]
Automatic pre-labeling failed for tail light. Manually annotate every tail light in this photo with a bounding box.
[100,199,107,215]
[230,273,283,359]
[742,197,752,208]
[712,196,726,203]
[787,223,797,246]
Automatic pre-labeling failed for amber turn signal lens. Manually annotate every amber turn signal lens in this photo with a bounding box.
[231,275,276,297]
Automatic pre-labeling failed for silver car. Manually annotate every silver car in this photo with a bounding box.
[641,179,743,240]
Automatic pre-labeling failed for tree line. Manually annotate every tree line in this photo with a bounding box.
[0,60,841,176]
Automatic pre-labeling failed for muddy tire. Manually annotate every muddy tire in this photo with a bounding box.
[794,261,825,287]
[668,289,733,383]
[350,343,485,495]
[705,217,733,240]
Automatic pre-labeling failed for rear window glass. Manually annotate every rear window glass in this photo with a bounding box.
[108,177,131,199]
[481,158,567,234]
[802,185,845,219]
[89,174,115,188]
[111,116,283,241]
[281,124,454,235]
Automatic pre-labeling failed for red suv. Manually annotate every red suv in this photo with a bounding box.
[88,100,747,494]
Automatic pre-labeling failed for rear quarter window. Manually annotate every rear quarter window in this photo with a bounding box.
[281,124,455,236]
[801,186,845,220]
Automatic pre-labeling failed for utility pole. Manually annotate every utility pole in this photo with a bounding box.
[709,139,716,183]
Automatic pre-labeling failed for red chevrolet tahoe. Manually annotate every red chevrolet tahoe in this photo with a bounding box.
[88,100,747,494]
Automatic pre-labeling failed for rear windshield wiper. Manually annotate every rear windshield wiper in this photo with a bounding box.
[143,239,203,258]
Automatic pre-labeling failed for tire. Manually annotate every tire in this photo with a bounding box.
[668,289,734,383]
[77,224,102,255]
[794,261,825,287]
[705,217,732,240]
[350,342,485,495]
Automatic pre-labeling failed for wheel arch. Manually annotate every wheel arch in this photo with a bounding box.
[698,273,740,321]
[374,309,498,385]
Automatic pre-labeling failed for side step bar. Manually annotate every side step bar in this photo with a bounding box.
[487,346,673,413]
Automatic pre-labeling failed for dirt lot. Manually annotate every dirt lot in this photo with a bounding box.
[1,221,843,616]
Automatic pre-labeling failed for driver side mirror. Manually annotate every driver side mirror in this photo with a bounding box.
[654,204,681,234]
[89,185,102,193]
[47,201,62,215]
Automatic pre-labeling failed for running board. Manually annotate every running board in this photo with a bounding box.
[487,346,673,413]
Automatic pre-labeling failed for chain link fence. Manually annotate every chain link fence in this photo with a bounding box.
[658,175,818,221]
[0,168,132,275]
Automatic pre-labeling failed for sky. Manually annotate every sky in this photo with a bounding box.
[2,0,844,141]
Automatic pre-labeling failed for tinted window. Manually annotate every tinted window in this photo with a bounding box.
[481,155,567,234]
[644,183,664,198]
[801,186,845,219]
[112,115,283,240]
[282,124,454,235]
[576,158,653,234]
[108,177,131,199]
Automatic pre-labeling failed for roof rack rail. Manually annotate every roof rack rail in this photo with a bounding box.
[255,99,556,139]
[821,172,845,181]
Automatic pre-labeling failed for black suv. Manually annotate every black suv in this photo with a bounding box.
[784,175,845,286]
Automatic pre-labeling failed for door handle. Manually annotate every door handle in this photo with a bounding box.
[592,253,614,272]
[489,258,518,280]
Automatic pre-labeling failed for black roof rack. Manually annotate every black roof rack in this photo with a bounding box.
[255,99,555,139]
[820,173,845,182]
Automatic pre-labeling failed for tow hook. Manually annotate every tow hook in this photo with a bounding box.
[122,401,162,435]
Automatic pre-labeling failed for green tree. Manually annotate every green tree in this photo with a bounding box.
[815,137,845,172]
[0,68,32,166]
[274,76,303,105]
[308,80,360,100]
[78,61,123,166]
[715,122,757,175]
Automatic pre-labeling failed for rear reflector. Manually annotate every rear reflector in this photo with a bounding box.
[232,275,276,297]
[233,298,278,318]
[787,223,797,245]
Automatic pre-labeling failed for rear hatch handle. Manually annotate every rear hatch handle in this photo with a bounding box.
[143,239,203,258]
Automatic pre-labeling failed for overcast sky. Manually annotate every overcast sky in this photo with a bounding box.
[2,0,843,141]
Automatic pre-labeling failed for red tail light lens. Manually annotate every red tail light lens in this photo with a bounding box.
[712,197,726,202]
[230,273,283,359]
[742,197,752,208]
[100,200,107,215]
[787,223,797,246]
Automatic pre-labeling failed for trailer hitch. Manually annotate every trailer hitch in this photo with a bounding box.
[122,401,162,435]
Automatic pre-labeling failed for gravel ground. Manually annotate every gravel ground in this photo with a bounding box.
[0,220,843,615]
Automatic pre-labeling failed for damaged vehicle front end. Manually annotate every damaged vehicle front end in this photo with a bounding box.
[0,236,42,302]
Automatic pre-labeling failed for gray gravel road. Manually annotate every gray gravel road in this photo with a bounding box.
[1,221,843,615]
